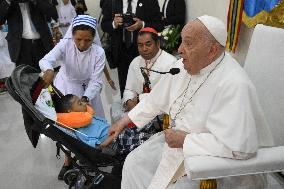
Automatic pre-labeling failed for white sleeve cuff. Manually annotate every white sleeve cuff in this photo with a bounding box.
[183,133,234,158]
[138,93,149,101]
[128,104,146,129]
[112,21,117,29]
[39,62,54,72]
[122,90,137,104]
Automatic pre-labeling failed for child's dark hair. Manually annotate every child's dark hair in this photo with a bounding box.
[54,94,74,113]
[72,25,96,37]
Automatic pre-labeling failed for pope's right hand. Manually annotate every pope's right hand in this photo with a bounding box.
[109,115,131,140]
[42,69,55,87]
[109,122,126,140]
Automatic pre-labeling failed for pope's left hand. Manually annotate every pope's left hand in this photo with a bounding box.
[164,129,188,148]
[126,18,143,32]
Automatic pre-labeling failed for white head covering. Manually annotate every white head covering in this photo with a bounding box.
[63,15,102,46]
[197,15,227,46]
[72,15,97,30]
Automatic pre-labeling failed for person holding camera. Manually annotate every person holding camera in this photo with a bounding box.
[161,0,186,28]
[101,0,163,98]
[0,0,58,70]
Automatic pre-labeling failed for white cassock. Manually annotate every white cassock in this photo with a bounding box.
[0,31,15,79]
[39,38,106,118]
[123,49,177,104]
[56,1,76,36]
[122,52,274,189]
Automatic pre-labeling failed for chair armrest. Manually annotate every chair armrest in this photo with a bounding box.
[185,146,284,180]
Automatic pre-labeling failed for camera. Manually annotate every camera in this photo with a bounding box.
[122,13,135,27]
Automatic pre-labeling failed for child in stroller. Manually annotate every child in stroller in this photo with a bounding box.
[6,65,123,189]
[52,93,115,180]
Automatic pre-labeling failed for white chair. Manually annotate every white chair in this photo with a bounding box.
[185,24,284,189]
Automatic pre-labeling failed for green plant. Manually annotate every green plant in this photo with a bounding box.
[159,25,181,54]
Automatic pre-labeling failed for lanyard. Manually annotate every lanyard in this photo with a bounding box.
[169,53,225,128]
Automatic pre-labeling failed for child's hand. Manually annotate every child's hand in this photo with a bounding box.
[100,136,114,148]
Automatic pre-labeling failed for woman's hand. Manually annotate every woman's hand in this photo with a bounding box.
[81,96,89,103]
[42,69,55,87]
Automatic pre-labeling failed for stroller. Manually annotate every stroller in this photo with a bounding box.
[6,65,123,189]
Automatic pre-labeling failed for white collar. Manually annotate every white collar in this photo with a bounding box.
[144,49,162,63]
[199,52,225,76]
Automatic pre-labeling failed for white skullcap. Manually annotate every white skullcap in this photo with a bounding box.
[197,15,227,46]
[72,15,97,30]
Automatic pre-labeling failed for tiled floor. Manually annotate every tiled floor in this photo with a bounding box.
[0,92,66,188]
[0,66,284,188]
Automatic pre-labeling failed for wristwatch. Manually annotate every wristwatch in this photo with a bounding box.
[82,96,89,103]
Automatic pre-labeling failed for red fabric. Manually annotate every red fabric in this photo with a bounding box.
[127,122,136,128]
[139,27,158,35]
[31,79,45,104]
[143,86,151,93]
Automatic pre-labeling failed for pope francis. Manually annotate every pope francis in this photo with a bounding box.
[109,15,274,189]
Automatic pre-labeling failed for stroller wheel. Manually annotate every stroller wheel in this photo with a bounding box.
[63,169,80,187]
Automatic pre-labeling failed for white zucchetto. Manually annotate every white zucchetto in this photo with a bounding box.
[197,15,227,46]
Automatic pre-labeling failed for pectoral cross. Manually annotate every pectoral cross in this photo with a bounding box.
[82,83,86,91]
[170,119,176,128]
